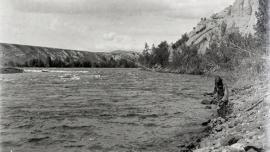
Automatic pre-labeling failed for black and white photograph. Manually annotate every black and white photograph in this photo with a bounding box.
[0,0,269,151]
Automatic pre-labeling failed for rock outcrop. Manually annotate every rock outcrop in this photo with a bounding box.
[184,0,259,54]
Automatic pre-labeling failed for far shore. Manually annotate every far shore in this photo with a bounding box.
[0,67,24,74]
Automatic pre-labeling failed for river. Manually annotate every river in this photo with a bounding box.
[0,68,214,152]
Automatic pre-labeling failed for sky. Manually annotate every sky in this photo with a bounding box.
[0,0,234,52]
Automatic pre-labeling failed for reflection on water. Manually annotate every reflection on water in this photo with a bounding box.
[0,68,213,152]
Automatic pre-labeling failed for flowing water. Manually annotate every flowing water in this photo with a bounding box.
[0,68,214,152]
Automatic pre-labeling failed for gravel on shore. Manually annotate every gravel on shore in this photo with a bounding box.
[193,80,269,152]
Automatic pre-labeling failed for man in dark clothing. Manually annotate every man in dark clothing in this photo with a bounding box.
[204,76,230,118]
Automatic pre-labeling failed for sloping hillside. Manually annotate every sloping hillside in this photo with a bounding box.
[140,0,266,75]
[0,43,139,68]
[185,0,259,54]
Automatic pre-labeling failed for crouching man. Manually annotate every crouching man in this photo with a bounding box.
[204,76,231,118]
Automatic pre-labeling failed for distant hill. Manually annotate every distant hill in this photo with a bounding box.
[0,43,140,68]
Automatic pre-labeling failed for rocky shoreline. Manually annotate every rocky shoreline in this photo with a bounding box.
[183,78,268,151]
[139,66,204,75]
[143,67,268,151]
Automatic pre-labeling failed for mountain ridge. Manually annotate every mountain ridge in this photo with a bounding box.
[0,42,139,68]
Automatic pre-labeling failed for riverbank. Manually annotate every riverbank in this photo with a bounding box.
[139,66,204,75]
[142,64,269,151]
[178,69,268,151]
[194,76,268,151]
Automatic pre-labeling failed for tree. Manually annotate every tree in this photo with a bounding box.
[141,42,150,65]
[221,21,227,37]
[108,57,117,68]
[144,43,149,52]
[152,41,170,67]
[172,33,189,49]
[47,56,53,67]
[255,0,268,42]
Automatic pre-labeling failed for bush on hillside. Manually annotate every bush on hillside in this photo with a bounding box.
[172,33,189,49]
[255,0,268,44]
[139,41,170,68]
[171,44,203,74]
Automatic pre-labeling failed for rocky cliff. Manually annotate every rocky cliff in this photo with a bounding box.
[184,0,259,54]
[0,43,139,68]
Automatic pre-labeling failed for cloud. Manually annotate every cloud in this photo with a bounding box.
[103,32,131,43]
[97,32,135,50]
[163,0,235,19]
[103,32,117,41]
[5,0,234,19]
[6,0,167,15]
[0,0,235,51]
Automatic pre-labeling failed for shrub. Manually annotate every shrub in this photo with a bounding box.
[139,41,170,68]
[172,34,189,49]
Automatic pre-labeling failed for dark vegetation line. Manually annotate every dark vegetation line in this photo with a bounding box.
[12,56,137,68]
